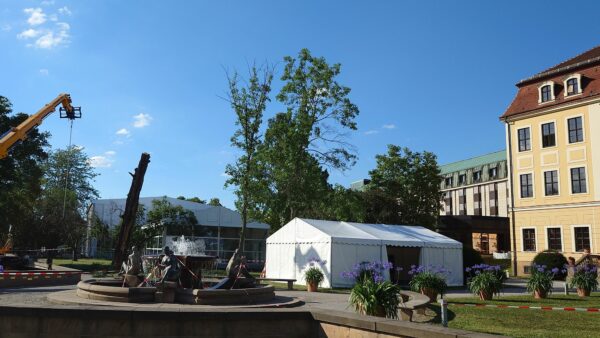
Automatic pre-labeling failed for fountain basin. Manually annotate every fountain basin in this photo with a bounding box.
[175,285,275,305]
[76,279,156,303]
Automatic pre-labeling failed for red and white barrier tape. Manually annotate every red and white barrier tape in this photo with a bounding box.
[451,302,600,313]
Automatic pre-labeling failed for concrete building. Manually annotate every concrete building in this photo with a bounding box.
[437,151,511,254]
[86,196,270,262]
[501,46,600,274]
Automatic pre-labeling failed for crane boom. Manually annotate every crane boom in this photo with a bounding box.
[0,93,80,159]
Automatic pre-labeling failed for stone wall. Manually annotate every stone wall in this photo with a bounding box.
[0,304,504,338]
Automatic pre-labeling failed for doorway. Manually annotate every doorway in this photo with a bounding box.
[386,246,421,285]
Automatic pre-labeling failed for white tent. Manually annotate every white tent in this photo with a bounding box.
[265,218,463,288]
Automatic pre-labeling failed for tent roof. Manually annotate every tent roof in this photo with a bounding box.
[267,218,462,249]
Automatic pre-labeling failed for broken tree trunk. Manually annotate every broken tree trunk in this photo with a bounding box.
[112,152,151,270]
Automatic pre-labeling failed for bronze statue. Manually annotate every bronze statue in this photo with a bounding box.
[158,246,181,284]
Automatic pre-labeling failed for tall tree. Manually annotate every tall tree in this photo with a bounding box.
[224,65,273,252]
[208,198,222,207]
[257,49,359,229]
[0,96,49,248]
[38,146,99,258]
[367,145,442,228]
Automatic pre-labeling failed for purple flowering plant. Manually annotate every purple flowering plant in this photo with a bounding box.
[570,264,599,292]
[465,264,504,297]
[526,263,565,295]
[340,261,393,284]
[407,265,449,295]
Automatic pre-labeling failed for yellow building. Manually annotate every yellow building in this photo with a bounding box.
[501,46,600,274]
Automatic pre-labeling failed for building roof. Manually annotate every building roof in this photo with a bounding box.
[439,150,506,175]
[90,196,270,230]
[502,46,600,120]
[267,218,462,249]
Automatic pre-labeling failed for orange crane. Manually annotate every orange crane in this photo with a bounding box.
[0,93,81,159]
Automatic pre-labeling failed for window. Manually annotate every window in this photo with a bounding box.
[489,183,498,216]
[488,167,497,179]
[573,227,590,252]
[541,122,556,148]
[541,85,552,102]
[459,174,466,185]
[444,177,453,187]
[459,188,466,215]
[544,170,559,196]
[547,227,562,251]
[473,171,482,182]
[518,127,531,151]
[568,117,583,143]
[444,191,453,216]
[571,167,587,194]
[566,78,579,95]
[473,186,482,216]
[520,173,533,198]
[523,229,536,251]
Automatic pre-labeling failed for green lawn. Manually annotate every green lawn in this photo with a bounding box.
[425,293,600,338]
[54,258,113,272]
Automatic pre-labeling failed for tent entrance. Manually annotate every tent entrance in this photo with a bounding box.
[386,246,420,285]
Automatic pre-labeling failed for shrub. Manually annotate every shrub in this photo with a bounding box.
[340,261,393,284]
[465,264,503,297]
[349,278,400,318]
[408,265,449,295]
[570,264,599,292]
[303,257,325,285]
[526,264,564,295]
[532,251,568,280]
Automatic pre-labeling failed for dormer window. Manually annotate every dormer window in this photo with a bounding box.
[541,85,552,102]
[564,74,582,97]
[538,81,555,103]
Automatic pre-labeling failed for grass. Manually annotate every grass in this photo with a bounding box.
[426,293,600,338]
[54,258,113,272]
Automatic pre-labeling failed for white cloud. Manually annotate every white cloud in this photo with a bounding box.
[1,24,11,32]
[382,124,396,129]
[132,113,152,128]
[24,8,46,26]
[31,22,69,49]
[364,130,379,135]
[58,6,72,16]
[39,69,49,76]
[17,28,40,39]
[40,0,55,6]
[48,14,58,22]
[88,151,116,168]
[116,128,131,137]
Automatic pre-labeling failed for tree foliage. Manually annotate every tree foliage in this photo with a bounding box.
[0,96,49,248]
[366,145,441,228]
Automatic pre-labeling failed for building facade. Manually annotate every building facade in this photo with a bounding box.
[438,151,510,254]
[501,46,600,274]
[86,196,270,262]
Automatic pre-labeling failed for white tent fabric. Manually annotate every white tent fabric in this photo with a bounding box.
[266,218,463,287]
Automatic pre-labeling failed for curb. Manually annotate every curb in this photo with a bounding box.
[450,302,600,313]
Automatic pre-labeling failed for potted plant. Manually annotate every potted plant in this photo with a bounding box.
[342,261,399,318]
[466,264,503,301]
[303,257,325,292]
[526,264,562,299]
[570,264,598,297]
[349,278,400,318]
[408,265,448,302]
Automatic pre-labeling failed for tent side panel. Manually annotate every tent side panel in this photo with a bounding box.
[293,242,331,288]
[265,243,296,280]
[330,243,382,288]
[419,247,464,286]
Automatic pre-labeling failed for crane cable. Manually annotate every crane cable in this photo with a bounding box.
[61,119,74,220]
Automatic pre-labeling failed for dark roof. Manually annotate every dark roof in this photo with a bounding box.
[502,46,600,120]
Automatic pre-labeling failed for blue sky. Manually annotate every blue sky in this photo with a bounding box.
[1,1,600,209]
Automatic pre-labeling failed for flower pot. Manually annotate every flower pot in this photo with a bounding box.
[479,290,493,301]
[373,305,387,318]
[577,288,591,297]
[534,289,547,299]
[421,287,439,302]
[307,281,318,292]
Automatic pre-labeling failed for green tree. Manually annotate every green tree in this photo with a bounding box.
[224,65,273,252]
[367,145,442,228]
[0,96,49,248]
[176,196,206,204]
[131,198,199,248]
[318,184,365,222]
[256,49,359,230]
[208,198,222,207]
[38,147,99,259]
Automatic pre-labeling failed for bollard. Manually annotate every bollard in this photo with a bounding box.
[439,299,448,327]
[564,281,569,295]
